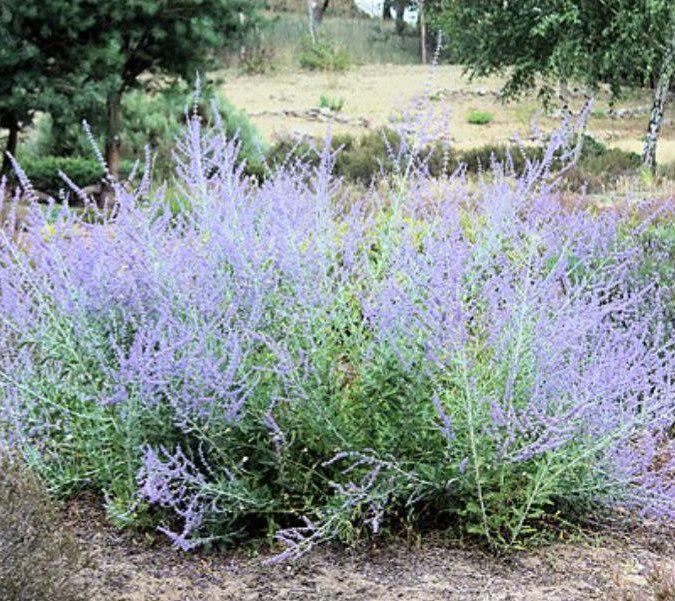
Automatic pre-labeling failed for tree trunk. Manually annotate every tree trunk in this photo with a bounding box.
[642,40,674,174]
[307,0,317,44]
[1,120,19,176]
[419,0,427,64]
[558,81,573,122]
[383,0,393,19]
[558,83,594,164]
[105,90,122,181]
[312,0,329,25]
[101,90,123,211]
[394,1,406,35]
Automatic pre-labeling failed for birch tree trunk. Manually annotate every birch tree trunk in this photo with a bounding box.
[307,0,317,44]
[642,38,674,173]
[419,0,427,64]
[558,82,592,164]
[312,0,330,25]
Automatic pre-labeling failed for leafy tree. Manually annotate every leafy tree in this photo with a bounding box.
[70,0,257,180]
[1,1,257,181]
[0,3,97,175]
[430,0,674,171]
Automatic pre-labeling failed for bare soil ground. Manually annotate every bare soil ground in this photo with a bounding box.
[221,64,675,164]
[69,502,675,600]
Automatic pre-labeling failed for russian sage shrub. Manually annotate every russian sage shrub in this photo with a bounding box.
[0,108,672,559]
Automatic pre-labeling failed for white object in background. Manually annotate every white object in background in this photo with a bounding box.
[353,0,418,24]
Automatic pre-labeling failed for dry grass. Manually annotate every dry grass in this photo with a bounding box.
[221,64,675,164]
[647,562,675,601]
[0,457,91,601]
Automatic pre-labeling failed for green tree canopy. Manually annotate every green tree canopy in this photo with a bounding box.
[65,0,258,178]
[0,2,100,173]
[430,0,674,170]
[1,0,257,178]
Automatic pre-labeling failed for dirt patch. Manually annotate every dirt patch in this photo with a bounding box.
[221,64,675,164]
[67,501,674,600]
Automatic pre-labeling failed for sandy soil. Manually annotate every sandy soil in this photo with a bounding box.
[69,501,675,600]
[220,64,675,164]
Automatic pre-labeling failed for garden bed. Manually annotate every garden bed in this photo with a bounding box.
[69,500,674,600]
[2,104,673,598]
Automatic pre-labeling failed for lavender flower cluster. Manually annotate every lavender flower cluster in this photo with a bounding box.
[0,108,672,557]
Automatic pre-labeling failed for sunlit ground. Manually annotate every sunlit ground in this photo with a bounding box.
[221,64,675,164]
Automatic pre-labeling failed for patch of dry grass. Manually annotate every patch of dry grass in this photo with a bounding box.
[221,64,675,164]
[0,457,91,601]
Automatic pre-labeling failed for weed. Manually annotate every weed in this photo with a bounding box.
[319,94,346,112]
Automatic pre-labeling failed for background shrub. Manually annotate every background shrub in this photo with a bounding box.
[122,89,267,178]
[268,131,648,190]
[21,87,267,182]
[239,45,278,75]
[0,457,89,601]
[319,94,346,112]
[12,155,137,196]
[466,109,494,125]
[457,144,543,173]
[299,39,351,71]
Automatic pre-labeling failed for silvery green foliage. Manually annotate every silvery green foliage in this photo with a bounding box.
[0,106,672,557]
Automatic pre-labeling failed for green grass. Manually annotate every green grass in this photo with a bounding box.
[319,94,345,112]
[242,15,421,66]
[467,109,494,125]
